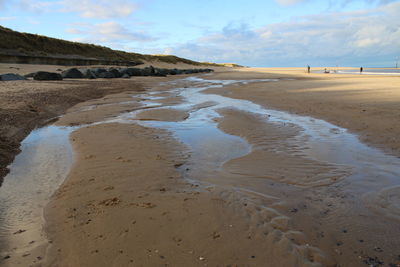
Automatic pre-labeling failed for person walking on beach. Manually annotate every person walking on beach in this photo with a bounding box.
[360,66,363,74]
[307,65,310,73]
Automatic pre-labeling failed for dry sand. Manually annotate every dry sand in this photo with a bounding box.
[1,66,400,266]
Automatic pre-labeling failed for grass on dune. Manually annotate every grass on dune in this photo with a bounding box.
[0,26,223,66]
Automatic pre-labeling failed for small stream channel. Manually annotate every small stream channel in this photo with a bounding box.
[0,126,74,263]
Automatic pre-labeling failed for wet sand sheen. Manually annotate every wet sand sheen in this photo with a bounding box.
[0,126,74,266]
[1,72,400,266]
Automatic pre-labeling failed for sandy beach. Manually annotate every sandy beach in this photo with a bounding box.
[1,66,400,267]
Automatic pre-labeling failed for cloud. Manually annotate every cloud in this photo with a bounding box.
[0,16,16,21]
[274,0,397,6]
[167,2,400,67]
[67,21,156,44]
[275,0,304,6]
[60,0,137,19]
[16,0,137,18]
[17,0,56,13]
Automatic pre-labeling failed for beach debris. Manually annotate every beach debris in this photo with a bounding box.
[199,256,205,261]
[363,256,384,266]
[3,255,10,260]
[212,232,221,239]
[99,197,121,206]
[130,202,156,208]
[103,186,114,191]
[13,229,26,234]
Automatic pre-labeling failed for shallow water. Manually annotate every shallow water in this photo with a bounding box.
[1,75,400,265]
[118,77,400,191]
[0,126,74,262]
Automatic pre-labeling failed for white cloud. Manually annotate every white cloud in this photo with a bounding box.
[167,2,400,66]
[274,0,397,7]
[16,0,137,18]
[18,0,56,13]
[67,21,156,44]
[275,0,304,6]
[0,16,16,21]
[60,0,137,19]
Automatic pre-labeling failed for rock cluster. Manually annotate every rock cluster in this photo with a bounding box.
[0,73,26,81]
[20,66,214,81]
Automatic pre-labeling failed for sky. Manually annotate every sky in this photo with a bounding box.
[0,0,399,67]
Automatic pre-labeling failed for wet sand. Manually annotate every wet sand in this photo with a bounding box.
[1,67,400,266]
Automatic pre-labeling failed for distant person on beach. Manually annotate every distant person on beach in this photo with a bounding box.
[307,65,310,73]
[360,67,363,73]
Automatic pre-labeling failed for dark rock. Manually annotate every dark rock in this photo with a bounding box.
[183,69,193,74]
[92,68,107,76]
[0,73,27,81]
[169,69,177,75]
[85,70,97,79]
[124,68,144,76]
[142,67,153,76]
[108,68,122,78]
[24,72,36,78]
[97,71,115,79]
[155,68,169,76]
[62,68,84,79]
[149,66,156,75]
[33,71,63,81]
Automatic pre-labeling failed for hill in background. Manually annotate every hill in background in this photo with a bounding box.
[0,26,221,67]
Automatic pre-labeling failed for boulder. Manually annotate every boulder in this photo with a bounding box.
[142,67,153,76]
[154,68,168,77]
[85,70,97,79]
[149,66,156,75]
[121,74,130,79]
[169,69,178,75]
[92,68,107,76]
[62,68,84,79]
[124,68,144,76]
[108,68,122,78]
[97,71,115,79]
[24,72,36,78]
[0,73,27,81]
[33,71,63,81]
[155,68,169,76]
